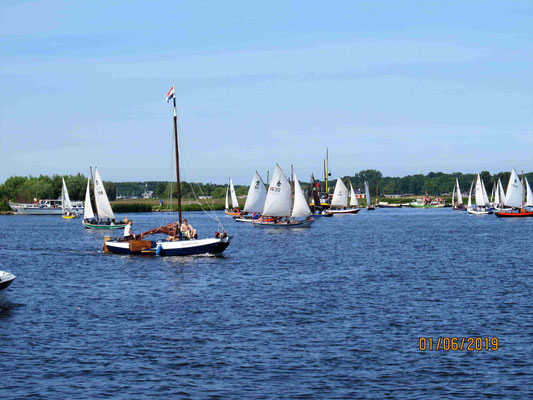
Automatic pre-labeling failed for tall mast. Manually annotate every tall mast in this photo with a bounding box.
[325,147,329,193]
[172,91,182,224]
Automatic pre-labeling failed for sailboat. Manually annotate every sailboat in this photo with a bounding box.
[234,171,267,223]
[82,168,127,229]
[495,169,533,217]
[253,165,313,228]
[492,178,511,211]
[467,174,492,215]
[452,178,466,211]
[61,177,78,218]
[104,86,231,255]
[328,177,360,214]
[365,180,375,210]
[224,178,242,216]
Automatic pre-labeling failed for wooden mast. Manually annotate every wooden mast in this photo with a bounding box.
[172,91,183,225]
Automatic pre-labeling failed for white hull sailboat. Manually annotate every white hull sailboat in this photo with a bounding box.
[495,168,533,218]
[254,165,313,228]
[467,174,492,215]
[224,178,241,216]
[0,271,16,290]
[452,178,466,211]
[61,177,78,218]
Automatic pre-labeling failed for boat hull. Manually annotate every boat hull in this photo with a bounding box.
[0,271,16,290]
[328,208,360,214]
[253,219,313,228]
[105,236,231,256]
[467,208,493,215]
[83,221,127,230]
[494,210,533,218]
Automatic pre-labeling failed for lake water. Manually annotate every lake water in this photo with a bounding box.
[0,209,531,399]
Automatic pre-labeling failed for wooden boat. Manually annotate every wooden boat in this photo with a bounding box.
[328,177,360,214]
[253,165,313,228]
[224,178,242,216]
[82,168,127,229]
[105,86,231,256]
[0,271,16,290]
[495,169,533,218]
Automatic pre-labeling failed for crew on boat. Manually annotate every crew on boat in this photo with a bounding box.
[180,219,197,239]
[124,220,134,240]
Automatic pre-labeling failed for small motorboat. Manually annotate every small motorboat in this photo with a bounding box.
[0,271,16,290]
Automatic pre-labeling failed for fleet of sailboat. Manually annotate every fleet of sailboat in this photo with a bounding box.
[495,168,533,217]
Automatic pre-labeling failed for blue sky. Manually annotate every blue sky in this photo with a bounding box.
[1,0,532,184]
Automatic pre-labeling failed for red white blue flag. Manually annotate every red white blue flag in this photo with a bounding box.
[166,86,175,102]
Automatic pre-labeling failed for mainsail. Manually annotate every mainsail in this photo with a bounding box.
[498,179,505,204]
[263,164,292,217]
[243,171,267,213]
[225,186,229,209]
[331,177,348,207]
[525,176,533,207]
[452,183,456,205]
[83,178,94,220]
[61,177,73,213]
[467,180,474,208]
[349,181,359,207]
[93,168,115,219]
[475,174,488,207]
[494,179,500,205]
[504,168,523,209]
[364,180,371,206]
[291,171,311,218]
[229,178,239,209]
[456,178,463,205]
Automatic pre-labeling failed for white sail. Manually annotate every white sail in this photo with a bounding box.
[481,178,490,206]
[225,186,229,209]
[525,176,533,207]
[494,179,500,205]
[498,179,505,204]
[331,177,348,207]
[349,181,359,206]
[291,171,311,218]
[83,178,94,220]
[243,171,267,213]
[474,174,486,207]
[93,168,115,219]
[229,178,239,209]
[364,180,371,206]
[467,180,474,208]
[504,168,523,209]
[452,183,456,205]
[61,177,73,213]
[262,164,292,217]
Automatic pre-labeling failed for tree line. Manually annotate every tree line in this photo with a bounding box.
[1,170,531,211]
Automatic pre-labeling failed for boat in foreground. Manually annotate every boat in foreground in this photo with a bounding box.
[0,271,16,290]
[105,85,231,257]
[104,222,231,256]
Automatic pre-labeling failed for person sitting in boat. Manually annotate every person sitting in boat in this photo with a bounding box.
[123,216,128,224]
[124,220,134,240]
[180,219,197,239]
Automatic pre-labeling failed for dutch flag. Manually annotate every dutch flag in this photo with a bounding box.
[166,86,175,102]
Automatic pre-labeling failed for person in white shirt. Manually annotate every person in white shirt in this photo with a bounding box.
[124,220,133,239]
